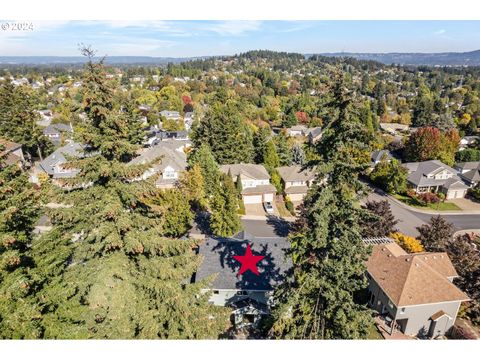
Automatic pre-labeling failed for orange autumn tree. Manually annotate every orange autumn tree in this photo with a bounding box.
[390,232,425,253]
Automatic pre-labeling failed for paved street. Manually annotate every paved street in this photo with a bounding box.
[365,188,480,237]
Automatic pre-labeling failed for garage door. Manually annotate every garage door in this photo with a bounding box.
[243,195,262,204]
[263,193,274,202]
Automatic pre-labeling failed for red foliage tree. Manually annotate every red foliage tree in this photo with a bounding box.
[295,111,309,124]
[182,95,192,105]
[405,127,443,161]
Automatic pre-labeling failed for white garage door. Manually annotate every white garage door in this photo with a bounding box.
[243,195,262,204]
[263,193,274,202]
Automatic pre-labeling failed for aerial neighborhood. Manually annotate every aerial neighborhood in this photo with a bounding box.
[1,48,479,341]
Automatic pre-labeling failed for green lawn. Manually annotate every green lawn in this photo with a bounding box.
[393,194,461,211]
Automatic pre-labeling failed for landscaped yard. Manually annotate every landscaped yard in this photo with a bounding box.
[393,194,461,211]
[275,197,293,218]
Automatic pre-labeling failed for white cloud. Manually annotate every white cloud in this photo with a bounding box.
[434,29,446,35]
[206,21,262,36]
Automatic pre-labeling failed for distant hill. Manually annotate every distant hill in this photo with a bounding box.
[2,50,480,66]
[317,50,480,66]
[0,56,209,65]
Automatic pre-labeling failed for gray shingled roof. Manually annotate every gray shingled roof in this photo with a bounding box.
[196,235,291,291]
[455,161,480,172]
[371,150,393,163]
[220,163,270,180]
[277,165,316,182]
[39,142,84,176]
[403,160,461,188]
[129,142,187,173]
[43,123,73,135]
[306,127,323,138]
[459,169,480,184]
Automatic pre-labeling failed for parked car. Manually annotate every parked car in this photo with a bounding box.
[263,202,274,214]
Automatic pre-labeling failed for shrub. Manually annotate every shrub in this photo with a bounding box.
[237,199,246,215]
[417,192,440,205]
[285,199,295,215]
[390,232,425,253]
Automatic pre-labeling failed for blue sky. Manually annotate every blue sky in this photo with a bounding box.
[1,21,479,57]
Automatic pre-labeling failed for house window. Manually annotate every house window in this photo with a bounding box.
[213,290,219,295]
[400,307,405,314]
[237,291,247,296]
[163,171,176,179]
[388,300,394,309]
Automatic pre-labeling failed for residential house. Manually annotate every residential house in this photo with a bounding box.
[195,232,290,328]
[402,160,469,199]
[43,123,74,147]
[305,126,323,143]
[128,140,189,189]
[0,139,25,167]
[36,141,84,186]
[286,125,308,137]
[364,237,469,338]
[220,164,276,204]
[379,123,409,135]
[36,109,53,127]
[159,110,181,120]
[459,136,479,150]
[454,161,480,187]
[184,112,195,131]
[276,165,316,202]
[371,149,393,166]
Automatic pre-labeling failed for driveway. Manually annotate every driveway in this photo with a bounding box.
[241,217,291,238]
[244,203,268,216]
[448,197,480,211]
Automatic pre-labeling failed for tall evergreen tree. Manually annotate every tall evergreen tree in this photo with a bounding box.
[263,140,280,171]
[26,48,228,339]
[0,148,42,338]
[253,126,271,164]
[210,173,242,237]
[188,143,220,198]
[0,80,52,160]
[270,73,374,339]
[275,131,292,166]
[291,143,306,166]
[192,102,254,164]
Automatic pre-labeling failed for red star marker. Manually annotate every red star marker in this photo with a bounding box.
[233,244,265,276]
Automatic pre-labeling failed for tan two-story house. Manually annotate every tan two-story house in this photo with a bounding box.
[364,237,469,338]
[220,164,276,205]
[276,165,316,202]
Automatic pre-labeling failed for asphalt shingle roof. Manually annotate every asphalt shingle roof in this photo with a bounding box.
[196,235,291,291]
[277,165,316,182]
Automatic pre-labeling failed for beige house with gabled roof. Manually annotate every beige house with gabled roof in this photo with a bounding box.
[364,237,469,338]
[220,164,276,204]
[276,165,316,202]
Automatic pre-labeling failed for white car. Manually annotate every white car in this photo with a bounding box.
[263,202,274,214]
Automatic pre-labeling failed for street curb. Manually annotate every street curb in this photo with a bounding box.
[385,194,480,216]
[241,215,296,222]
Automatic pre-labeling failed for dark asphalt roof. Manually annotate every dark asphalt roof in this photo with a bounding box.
[196,234,291,291]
